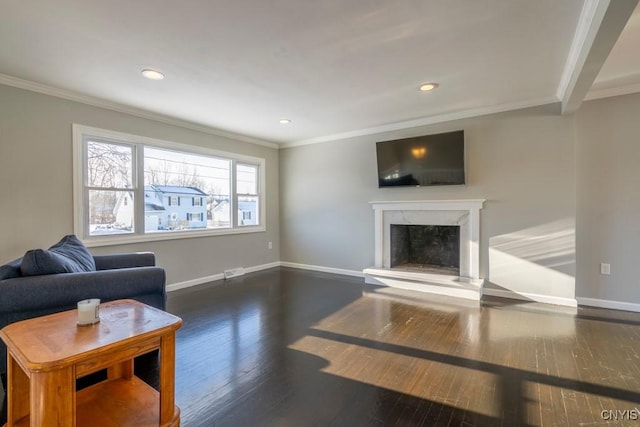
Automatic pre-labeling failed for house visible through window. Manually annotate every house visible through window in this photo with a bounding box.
[236,163,259,227]
[73,125,265,243]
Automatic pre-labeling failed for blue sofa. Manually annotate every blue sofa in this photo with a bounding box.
[0,252,166,380]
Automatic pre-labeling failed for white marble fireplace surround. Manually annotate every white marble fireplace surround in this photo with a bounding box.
[363,200,485,301]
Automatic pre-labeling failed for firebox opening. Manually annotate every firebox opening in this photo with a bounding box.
[390,224,460,275]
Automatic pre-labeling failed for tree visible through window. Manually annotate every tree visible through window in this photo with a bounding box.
[144,147,230,231]
[75,125,264,241]
[86,141,134,235]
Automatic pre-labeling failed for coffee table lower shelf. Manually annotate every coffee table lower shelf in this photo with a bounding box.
[11,376,180,427]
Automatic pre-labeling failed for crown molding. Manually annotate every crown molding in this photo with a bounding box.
[585,81,640,100]
[281,96,559,148]
[0,73,279,150]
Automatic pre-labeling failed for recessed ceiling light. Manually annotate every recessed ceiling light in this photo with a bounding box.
[279,119,291,124]
[141,69,165,80]
[419,83,439,92]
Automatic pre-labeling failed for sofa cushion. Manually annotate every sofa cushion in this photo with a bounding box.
[21,235,96,276]
[0,258,22,280]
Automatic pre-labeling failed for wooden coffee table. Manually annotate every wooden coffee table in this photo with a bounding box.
[0,299,182,426]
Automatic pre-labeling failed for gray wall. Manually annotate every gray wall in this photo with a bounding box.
[0,84,280,285]
[4,80,639,305]
[575,92,640,303]
[280,104,578,301]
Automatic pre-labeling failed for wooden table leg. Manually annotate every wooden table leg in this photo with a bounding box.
[108,358,134,380]
[30,367,75,426]
[7,354,29,426]
[159,332,176,425]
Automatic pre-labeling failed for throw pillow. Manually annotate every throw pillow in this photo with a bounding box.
[21,235,96,276]
[0,257,22,280]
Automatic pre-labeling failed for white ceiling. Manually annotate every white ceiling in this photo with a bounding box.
[0,0,638,147]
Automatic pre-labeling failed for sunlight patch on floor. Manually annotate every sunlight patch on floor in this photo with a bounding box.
[288,334,501,418]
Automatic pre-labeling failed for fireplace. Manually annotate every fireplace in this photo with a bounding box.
[363,200,485,300]
[390,224,460,275]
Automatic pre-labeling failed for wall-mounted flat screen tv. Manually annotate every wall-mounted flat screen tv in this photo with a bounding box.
[376,130,465,187]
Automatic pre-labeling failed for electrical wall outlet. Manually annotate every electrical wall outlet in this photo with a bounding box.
[600,263,611,275]
[268,241,273,250]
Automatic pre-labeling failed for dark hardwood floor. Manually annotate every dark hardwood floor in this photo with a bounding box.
[166,268,640,426]
[3,267,640,426]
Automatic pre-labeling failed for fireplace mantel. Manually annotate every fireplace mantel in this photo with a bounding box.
[365,199,485,300]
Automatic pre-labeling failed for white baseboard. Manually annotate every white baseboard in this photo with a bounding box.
[577,297,640,313]
[279,262,364,278]
[245,261,281,274]
[167,262,639,314]
[483,288,578,308]
[167,273,225,292]
[166,261,280,292]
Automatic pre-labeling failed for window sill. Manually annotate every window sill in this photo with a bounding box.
[81,225,266,248]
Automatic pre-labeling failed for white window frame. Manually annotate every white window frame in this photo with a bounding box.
[73,124,266,247]
[235,162,261,228]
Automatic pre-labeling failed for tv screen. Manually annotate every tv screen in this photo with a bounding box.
[376,130,465,187]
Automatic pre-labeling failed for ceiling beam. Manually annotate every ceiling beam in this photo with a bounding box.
[558,0,638,114]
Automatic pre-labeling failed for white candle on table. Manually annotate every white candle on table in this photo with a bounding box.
[77,299,100,325]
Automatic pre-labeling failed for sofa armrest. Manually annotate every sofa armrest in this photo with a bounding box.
[93,252,156,270]
[0,267,165,313]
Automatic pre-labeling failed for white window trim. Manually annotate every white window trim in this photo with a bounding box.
[72,124,266,247]
[236,162,261,228]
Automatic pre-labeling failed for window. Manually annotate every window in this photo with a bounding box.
[187,213,204,222]
[84,140,135,235]
[236,163,259,227]
[73,125,265,245]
